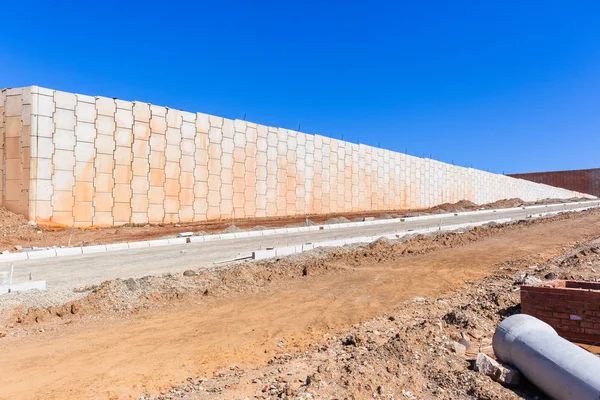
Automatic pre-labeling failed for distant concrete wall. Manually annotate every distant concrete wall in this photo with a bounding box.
[509,169,600,198]
[0,86,591,227]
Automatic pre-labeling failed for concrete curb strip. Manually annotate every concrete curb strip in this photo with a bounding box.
[0,280,47,295]
[0,201,598,263]
[252,217,522,260]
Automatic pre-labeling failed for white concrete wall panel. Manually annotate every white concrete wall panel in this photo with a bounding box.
[0,86,589,226]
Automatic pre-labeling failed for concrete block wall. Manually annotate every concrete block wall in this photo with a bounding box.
[0,86,592,226]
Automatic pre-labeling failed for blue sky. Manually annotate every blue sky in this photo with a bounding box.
[1,1,599,174]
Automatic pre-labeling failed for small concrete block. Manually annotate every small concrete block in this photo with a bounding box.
[54,108,75,130]
[181,138,195,155]
[115,108,134,128]
[167,238,187,245]
[113,202,132,222]
[75,101,96,123]
[275,246,297,257]
[252,249,276,260]
[104,242,129,252]
[53,151,76,171]
[27,248,58,260]
[219,232,237,240]
[201,234,220,242]
[181,120,196,138]
[55,247,84,256]
[54,128,76,150]
[188,236,205,243]
[81,245,108,254]
[166,109,182,128]
[96,115,116,135]
[133,102,151,122]
[196,112,210,133]
[0,252,29,262]
[35,94,55,117]
[0,280,47,295]
[134,122,150,141]
[96,134,116,155]
[75,122,97,143]
[53,91,77,110]
[127,241,150,249]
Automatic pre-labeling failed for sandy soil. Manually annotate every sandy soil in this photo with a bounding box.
[0,197,579,252]
[1,209,599,399]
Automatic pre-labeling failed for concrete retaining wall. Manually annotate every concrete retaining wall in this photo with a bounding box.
[509,168,600,198]
[0,86,591,226]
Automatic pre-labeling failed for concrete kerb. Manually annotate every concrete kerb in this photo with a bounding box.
[0,280,47,295]
[0,201,598,264]
[55,247,83,256]
[254,217,516,260]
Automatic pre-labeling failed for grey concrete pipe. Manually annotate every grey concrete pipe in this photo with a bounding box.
[493,314,600,400]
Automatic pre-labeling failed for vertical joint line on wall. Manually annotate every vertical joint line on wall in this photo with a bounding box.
[90,99,98,226]
[127,102,134,224]
[1,89,6,208]
[48,90,57,221]
[145,103,152,224]
[190,113,198,222]
[109,98,118,224]
[177,111,184,223]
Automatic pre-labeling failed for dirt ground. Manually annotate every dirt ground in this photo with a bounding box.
[0,197,583,252]
[1,209,600,399]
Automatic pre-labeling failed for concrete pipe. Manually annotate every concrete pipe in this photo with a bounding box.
[493,314,600,400]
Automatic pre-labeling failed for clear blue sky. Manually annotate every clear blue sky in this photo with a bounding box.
[1,1,599,174]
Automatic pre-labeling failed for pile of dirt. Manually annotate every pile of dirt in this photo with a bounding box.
[0,208,46,250]
[431,200,478,213]
[324,217,351,224]
[221,225,242,234]
[145,237,600,400]
[481,198,524,209]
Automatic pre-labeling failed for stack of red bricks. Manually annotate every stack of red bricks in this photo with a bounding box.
[521,280,600,344]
